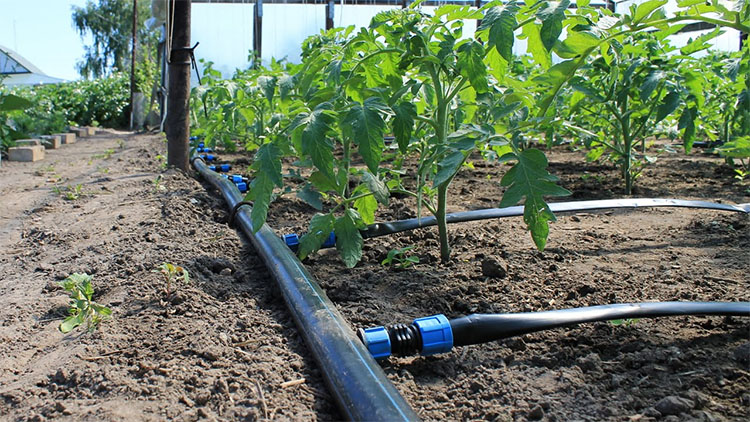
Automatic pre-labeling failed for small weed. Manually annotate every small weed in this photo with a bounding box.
[609,318,640,327]
[382,246,420,269]
[154,262,190,299]
[92,149,115,160]
[97,166,110,174]
[155,154,167,169]
[117,139,125,149]
[152,175,165,192]
[53,184,85,201]
[58,273,112,333]
[35,164,56,176]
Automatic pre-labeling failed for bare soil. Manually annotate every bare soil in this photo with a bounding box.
[1,132,748,421]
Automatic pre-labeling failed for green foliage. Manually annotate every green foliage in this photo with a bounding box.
[187,0,750,268]
[0,91,33,155]
[72,0,157,79]
[52,184,85,201]
[382,245,420,269]
[58,273,112,333]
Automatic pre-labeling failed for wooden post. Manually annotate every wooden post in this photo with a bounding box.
[326,0,334,31]
[129,0,138,130]
[253,0,263,66]
[166,0,191,171]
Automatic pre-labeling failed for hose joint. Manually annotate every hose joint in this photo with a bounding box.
[358,314,453,359]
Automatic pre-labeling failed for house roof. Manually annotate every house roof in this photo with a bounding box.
[0,44,65,85]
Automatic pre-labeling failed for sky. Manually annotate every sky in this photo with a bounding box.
[0,0,91,81]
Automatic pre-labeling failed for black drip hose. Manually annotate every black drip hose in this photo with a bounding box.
[360,199,750,239]
[450,302,750,347]
[192,158,419,421]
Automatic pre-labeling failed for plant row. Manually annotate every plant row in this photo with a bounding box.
[189,0,749,268]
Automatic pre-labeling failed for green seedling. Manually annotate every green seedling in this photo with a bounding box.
[382,246,419,269]
[58,273,112,333]
[53,184,84,200]
[155,154,167,169]
[152,175,165,192]
[92,149,115,160]
[609,318,640,327]
[154,262,190,298]
[117,139,125,149]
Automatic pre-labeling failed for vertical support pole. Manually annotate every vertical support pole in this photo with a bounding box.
[130,0,138,130]
[166,0,191,171]
[326,0,334,31]
[253,0,263,66]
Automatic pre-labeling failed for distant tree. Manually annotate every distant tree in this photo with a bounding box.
[72,0,156,79]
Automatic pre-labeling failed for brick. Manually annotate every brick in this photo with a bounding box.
[15,139,41,146]
[70,127,87,138]
[40,135,62,149]
[53,133,76,144]
[8,145,45,162]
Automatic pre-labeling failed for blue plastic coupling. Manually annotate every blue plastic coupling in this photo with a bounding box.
[196,147,213,153]
[282,233,300,251]
[359,326,392,359]
[235,181,248,193]
[322,231,336,248]
[189,136,199,142]
[200,154,216,162]
[413,314,453,356]
[210,163,231,172]
[229,174,245,183]
[358,314,453,359]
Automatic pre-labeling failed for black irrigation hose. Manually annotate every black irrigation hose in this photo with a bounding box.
[359,302,750,359]
[192,158,419,421]
[360,198,750,239]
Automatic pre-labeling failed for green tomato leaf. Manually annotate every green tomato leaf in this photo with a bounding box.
[479,2,519,61]
[297,184,323,210]
[257,75,277,105]
[392,101,416,154]
[59,313,85,334]
[334,209,364,268]
[362,171,389,205]
[680,27,723,56]
[298,104,337,181]
[499,149,571,250]
[434,151,466,188]
[247,143,283,232]
[678,106,697,153]
[654,91,681,124]
[278,74,295,102]
[633,0,668,24]
[353,186,378,225]
[457,40,488,93]
[299,213,336,260]
[343,97,388,174]
[537,0,570,51]
[640,70,666,101]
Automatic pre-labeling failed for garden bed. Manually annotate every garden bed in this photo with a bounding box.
[0,132,748,421]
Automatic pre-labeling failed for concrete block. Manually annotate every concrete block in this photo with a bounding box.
[54,133,76,144]
[8,145,45,162]
[85,126,97,136]
[70,127,87,138]
[15,139,41,146]
[40,135,62,149]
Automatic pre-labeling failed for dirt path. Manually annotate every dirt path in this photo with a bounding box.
[0,131,337,421]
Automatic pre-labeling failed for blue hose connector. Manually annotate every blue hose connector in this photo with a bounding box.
[196,147,213,153]
[413,314,453,356]
[358,314,454,359]
[209,164,231,172]
[200,154,216,162]
[322,231,336,248]
[229,174,245,183]
[283,233,300,251]
[360,326,392,359]
[235,181,248,193]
